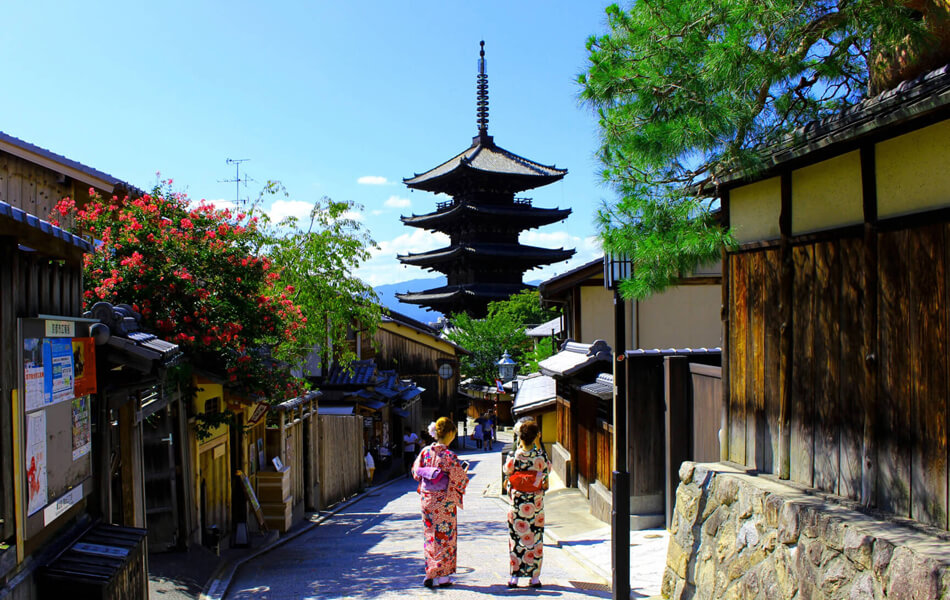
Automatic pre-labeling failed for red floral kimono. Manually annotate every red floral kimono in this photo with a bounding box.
[412,443,469,579]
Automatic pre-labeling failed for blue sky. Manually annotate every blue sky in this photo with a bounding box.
[2,1,616,286]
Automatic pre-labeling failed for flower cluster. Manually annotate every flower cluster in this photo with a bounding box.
[52,183,308,402]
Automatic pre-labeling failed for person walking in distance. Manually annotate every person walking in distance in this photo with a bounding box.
[483,418,494,451]
[472,421,483,449]
[411,418,470,588]
[403,426,420,476]
[503,419,550,588]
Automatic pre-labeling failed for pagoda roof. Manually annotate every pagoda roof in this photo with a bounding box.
[404,134,567,194]
[398,242,575,268]
[396,282,532,306]
[401,200,571,229]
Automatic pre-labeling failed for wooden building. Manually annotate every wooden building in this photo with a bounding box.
[397,42,574,317]
[719,62,950,530]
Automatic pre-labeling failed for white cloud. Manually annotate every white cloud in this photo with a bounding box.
[524,235,603,283]
[370,209,386,216]
[267,199,314,223]
[357,175,388,185]
[384,195,411,209]
[340,210,364,222]
[372,229,449,257]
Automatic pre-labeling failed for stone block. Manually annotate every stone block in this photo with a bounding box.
[680,461,696,484]
[872,538,894,581]
[716,519,738,562]
[800,506,821,538]
[736,519,760,551]
[850,572,875,600]
[819,555,856,597]
[842,528,873,571]
[778,501,802,544]
[667,538,690,579]
[702,505,728,538]
[764,493,784,528]
[694,547,717,594]
[819,514,845,551]
[715,476,740,506]
[886,547,942,600]
[693,463,713,487]
[773,543,799,599]
[737,482,766,519]
[662,566,680,599]
[676,483,703,524]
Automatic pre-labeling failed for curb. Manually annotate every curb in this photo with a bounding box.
[199,475,409,600]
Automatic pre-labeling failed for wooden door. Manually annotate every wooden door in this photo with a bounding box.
[198,438,230,537]
[143,406,178,551]
[690,363,722,462]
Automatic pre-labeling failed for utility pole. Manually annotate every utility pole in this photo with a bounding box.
[220,158,251,205]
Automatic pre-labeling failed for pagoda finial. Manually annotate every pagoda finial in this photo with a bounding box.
[476,40,489,137]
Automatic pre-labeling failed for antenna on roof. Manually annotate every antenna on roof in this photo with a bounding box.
[476,41,489,136]
[219,158,253,205]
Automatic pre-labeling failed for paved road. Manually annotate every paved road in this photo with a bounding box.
[225,444,610,599]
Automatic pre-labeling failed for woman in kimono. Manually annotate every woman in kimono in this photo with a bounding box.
[412,417,469,588]
[503,419,550,588]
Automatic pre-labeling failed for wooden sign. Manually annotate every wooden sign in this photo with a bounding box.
[247,402,269,425]
[235,470,267,531]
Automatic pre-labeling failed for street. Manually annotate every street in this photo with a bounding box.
[224,443,611,599]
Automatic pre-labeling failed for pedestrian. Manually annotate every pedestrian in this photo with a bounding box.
[403,426,420,476]
[503,419,550,588]
[411,417,470,588]
[483,419,493,451]
[364,450,375,484]
[473,421,483,449]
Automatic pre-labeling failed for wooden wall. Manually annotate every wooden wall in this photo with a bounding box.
[373,328,459,418]
[0,238,85,544]
[727,224,950,530]
[317,415,364,508]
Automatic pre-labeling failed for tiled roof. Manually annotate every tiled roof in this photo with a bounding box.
[324,359,377,386]
[579,373,613,400]
[404,136,566,193]
[0,200,92,253]
[721,63,950,187]
[401,202,571,229]
[525,316,562,338]
[538,339,612,377]
[398,243,575,267]
[87,302,181,369]
[512,374,556,416]
[396,282,533,304]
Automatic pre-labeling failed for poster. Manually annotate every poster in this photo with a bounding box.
[23,338,45,412]
[71,396,91,460]
[43,338,74,406]
[26,412,47,516]
[71,338,97,397]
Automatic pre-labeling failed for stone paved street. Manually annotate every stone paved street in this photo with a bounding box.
[224,444,611,599]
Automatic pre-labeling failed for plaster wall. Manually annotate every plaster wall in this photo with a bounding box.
[579,285,618,344]
[730,177,781,243]
[792,150,863,234]
[637,284,722,350]
[877,119,950,219]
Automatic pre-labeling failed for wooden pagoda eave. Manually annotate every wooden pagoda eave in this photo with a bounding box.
[397,243,576,267]
[400,202,571,229]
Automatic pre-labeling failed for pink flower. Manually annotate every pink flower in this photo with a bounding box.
[518,502,536,519]
[513,519,531,534]
[520,532,537,547]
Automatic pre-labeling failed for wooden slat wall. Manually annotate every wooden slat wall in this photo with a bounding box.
[596,421,612,491]
[728,223,950,529]
[625,357,665,500]
[317,415,364,509]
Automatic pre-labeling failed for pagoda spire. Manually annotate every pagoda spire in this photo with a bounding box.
[476,41,492,145]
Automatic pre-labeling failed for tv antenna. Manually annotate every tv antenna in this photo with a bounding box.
[219,158,253,205]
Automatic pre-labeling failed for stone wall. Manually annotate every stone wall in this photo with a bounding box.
[664,462,950,599]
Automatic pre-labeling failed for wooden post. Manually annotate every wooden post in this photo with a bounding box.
[860,145,879,507]
[777,173,793,479]
[0,238,19,540]
[719,191,731,463]
[664,356,689,528]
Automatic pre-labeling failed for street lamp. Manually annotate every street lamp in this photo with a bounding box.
[496,350,516,382]
[604,253,631,600]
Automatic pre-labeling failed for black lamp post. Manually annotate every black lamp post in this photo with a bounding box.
[604,253,631,600]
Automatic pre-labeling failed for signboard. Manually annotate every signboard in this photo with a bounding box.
[247,401,269,425]
[17,317,95,540]
[236,470,267,531]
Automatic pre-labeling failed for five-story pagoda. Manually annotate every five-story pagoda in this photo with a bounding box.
[398,42,575,317]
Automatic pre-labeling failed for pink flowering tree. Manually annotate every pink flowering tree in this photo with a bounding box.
[51,182,309,408]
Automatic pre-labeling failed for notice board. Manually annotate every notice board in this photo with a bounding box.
[17,317,96,540]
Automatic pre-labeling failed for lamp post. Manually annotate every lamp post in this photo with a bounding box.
[496,351,516,444]
[604,253,631,600]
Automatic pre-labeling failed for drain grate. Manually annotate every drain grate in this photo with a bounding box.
[570,580,611,592]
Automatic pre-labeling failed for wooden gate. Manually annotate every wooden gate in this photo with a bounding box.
[142,399,179,551]
[197,436,230,536]
[317,415,364,508]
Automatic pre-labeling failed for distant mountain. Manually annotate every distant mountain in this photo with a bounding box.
[374,277,545,325]
[374,277,446,325]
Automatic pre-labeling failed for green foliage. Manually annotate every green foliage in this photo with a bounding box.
[446,291,562,383]
[445,311,530,385]
[523,336,556,374]
[487,290,558,326]
[254,182,381,370]
[581,0,928,299]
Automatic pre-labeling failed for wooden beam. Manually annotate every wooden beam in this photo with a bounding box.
[777,173,793,479]
[860,145,878,508]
